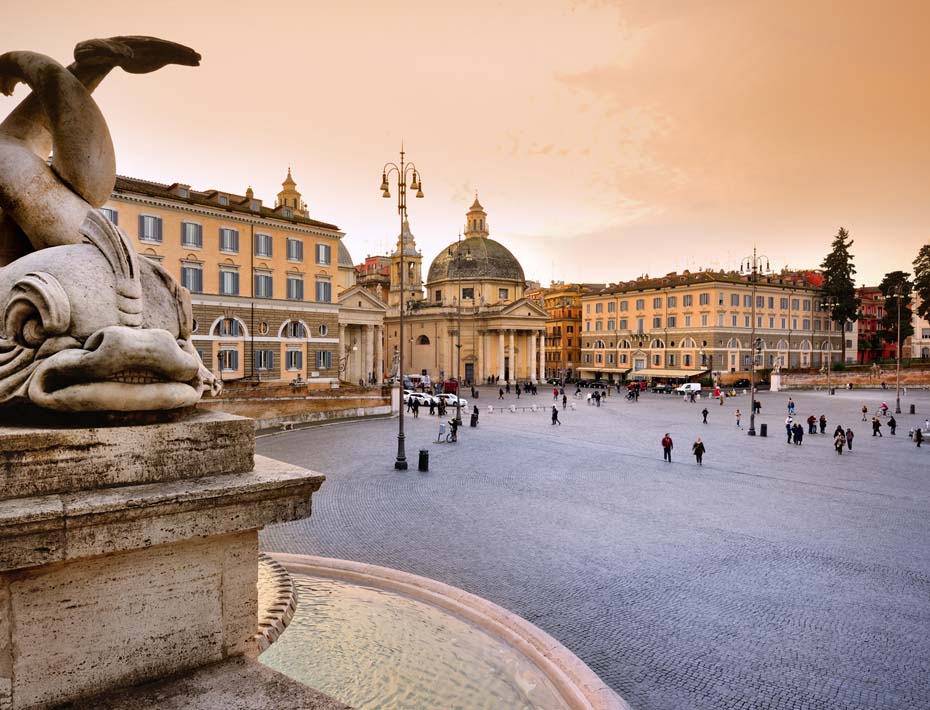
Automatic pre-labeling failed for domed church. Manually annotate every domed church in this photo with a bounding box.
[384,197,548,384]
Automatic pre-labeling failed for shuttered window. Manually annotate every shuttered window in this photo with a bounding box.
[254,233,273,257]
[286,350,303,370]
[315,351,332,369]
[181,222,203,248]
[287,239,304,261]
[139,215,163,242]
[218,349,239,371]
[181,265,203,293]
[315,280,331,303]
[101,207,118,225]
[316,243,331,265]
[287,276,304,301]
[220,228,239,252]
[255,273,273,298]
[255,350,275,371]
[219,269,239,296]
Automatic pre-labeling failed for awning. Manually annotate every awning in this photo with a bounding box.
[628,368,708,378]
[577,367,631,374]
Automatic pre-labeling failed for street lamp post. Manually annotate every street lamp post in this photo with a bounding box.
[740,248,770,436]
[820,299,838,395]
[381,148,424,470]
[449,232,468,427]
[894,285,903,414]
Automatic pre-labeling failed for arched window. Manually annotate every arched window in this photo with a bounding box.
[650,338,665,349]
[416,335,430,345]
[680,337,696,349]
[777,339,789,350]
[727,337,741,349]
[798,339,812,350]
[619,339,632,349]
[213,317,246,337]
[593,339,606,349]
[820,340,832,352]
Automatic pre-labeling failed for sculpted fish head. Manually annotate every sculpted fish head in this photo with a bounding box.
[0,211,220,412]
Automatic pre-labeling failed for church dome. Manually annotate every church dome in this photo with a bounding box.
[338,240,354,268]
[427,237,525,283]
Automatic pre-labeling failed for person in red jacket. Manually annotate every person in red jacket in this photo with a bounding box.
[661,433,673,462]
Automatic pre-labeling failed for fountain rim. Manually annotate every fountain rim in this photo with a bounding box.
[268,553,630,710]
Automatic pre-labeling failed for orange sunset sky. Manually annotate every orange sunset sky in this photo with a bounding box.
[3,0,928,286]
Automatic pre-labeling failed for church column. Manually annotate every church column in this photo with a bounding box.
[366,324,375,384]
[339,324,347,380]
[540,332,546,382]
[530,332,537,383]
[498,331,505,382]
[376,325,384,384]
[509,330,515,383]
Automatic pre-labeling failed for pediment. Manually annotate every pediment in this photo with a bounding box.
[338,285,387,311]
[500,298,548,318]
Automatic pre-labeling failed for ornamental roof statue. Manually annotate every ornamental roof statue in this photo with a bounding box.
[0,36,220,412]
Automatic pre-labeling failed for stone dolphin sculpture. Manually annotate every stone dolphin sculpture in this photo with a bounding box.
[0,37,221,412]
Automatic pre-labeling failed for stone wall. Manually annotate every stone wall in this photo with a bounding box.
[777,366,930,390]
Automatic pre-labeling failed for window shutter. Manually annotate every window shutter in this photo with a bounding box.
[138,215,145,239]
[156,218,162,242]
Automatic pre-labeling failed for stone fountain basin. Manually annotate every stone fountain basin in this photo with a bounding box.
[263,554,628,710]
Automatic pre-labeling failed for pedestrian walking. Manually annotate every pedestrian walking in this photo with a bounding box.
[915,428,924,448]
[845,427,854,451]
[888,415,897,435]
[834,431,845,454]
[819,415,827,434]
[807,415,816,434]
[861,405,868,421]
[785,416,793,444]
[735,409,742,428]
[661,433,673,462]
[562,394,567,410]
[499,387,504,400]
[505,382,510,394]
[516,386,521,399]
[692,438,705,465]
[787,398,795,415]
[470,405,479,428]
[834,424,845,439]
[429,398,436,416]
[702,407,709,424]
[412,399,420,418]
[551,405,561,426]
[553,387,559,400]
[871,416,883,437]
[793,423,804,445]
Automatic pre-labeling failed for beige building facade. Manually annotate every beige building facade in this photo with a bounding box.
[383,198,549,384]
[579,271,847,383]
[105,171,344,384]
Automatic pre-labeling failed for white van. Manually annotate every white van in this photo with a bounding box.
[675,383,702,395]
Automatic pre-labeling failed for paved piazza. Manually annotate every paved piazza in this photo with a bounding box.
[259,386,930,710]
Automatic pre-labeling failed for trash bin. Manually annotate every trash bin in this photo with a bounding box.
[418,449,429,472]
[759,423,768,437]
[910,404,916,414]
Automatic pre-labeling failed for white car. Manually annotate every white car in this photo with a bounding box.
[675,383,702,395]
[403,390,436,406]
[436,393,468,409]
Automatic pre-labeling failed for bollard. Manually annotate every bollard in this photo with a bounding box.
[759,423,768,437]
[509,404,516,413]
[418,449,429,472]
[487,405,494,414]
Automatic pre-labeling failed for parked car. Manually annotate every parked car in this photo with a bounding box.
[651,382,674,394]
[732,378,751,388]
[403,390,436,406]
[435,393,468,409]
[675,383,702,395]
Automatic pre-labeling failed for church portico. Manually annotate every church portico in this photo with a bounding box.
[383,196,548,385]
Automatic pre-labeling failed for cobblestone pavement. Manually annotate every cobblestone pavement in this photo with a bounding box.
[259,387,930,710]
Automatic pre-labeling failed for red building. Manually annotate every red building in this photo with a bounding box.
[856,286,896,362]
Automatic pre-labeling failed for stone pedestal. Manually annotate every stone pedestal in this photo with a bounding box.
[0,410,328,710]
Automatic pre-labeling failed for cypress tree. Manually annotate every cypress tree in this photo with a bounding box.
[820,228,860,364]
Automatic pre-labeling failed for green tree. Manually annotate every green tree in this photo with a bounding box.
[878,270,914,357]
[820,227,860,363]
[913,244,930,321]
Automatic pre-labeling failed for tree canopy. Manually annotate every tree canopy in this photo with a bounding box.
[913,244,930,322]
[820,227,859,363]
[878,270,914,351]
